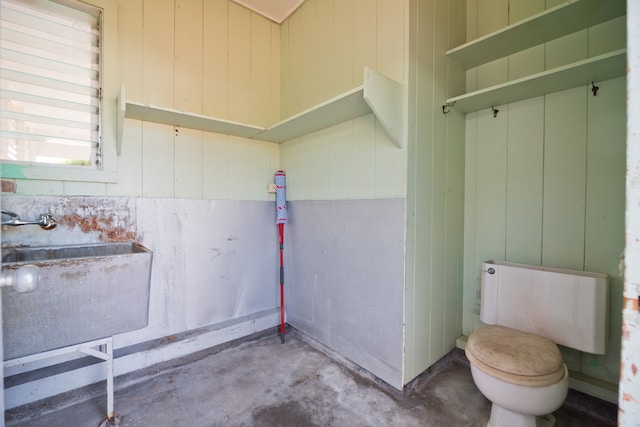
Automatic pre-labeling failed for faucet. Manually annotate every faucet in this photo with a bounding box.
[1,211,57,230]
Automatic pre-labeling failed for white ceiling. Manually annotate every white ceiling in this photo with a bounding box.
[231,0,306,23]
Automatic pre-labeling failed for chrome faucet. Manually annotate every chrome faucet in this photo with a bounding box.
[1,211,57,230]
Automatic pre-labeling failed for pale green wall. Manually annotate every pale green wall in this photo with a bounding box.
[279,0,407,201]
[462,0,626,386]
[3,0,281,201]
[403,0,466,384]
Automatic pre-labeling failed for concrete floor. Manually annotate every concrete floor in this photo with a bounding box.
[7,329,617,427]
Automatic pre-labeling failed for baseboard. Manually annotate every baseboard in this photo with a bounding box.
[4,308,280,410]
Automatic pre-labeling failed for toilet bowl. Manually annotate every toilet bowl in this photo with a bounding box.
[468,261,609,427]
[466,325,569,427]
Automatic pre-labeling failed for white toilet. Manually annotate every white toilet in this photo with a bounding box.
[465,260,609,427]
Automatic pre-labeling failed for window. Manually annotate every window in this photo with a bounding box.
[0,0,101,168]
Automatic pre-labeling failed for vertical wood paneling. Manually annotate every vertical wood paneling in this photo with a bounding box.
[351,114,376,198]
[474,108,508,330]
[477,0,507,36]
[298,0,318,107]
[545,31,588,70]
[249,141,274,201]
[462,113,478,335]
[333,0,354,94]
[466,0,478,41]
[174,0,203,113]
[280,138,314,200]
[142,0,174,106]
[312,130,332,198]
[280,20,292,118]
[429,0,448,360]
[509,0,544,23]
[226,136,252,199]
[250,14,271,126]
[588,16,626,57]
[284,13,302,117]
[507,0,544,81]
[314,0,333,106]
[582,77,626,383]
[203,0,228,118]
[508,46,544,81]
[174,128,203,199]
[407,0,434,376]
[353,0,377,86]
[227,3,251,123]
[444,110,465,349]
[330,122,354,199]
[142,123,174,198]
[269,22,281,125]
[375,120,404,197]
[117,0,143,100]
[202,132,228,200]
[542,87,587,269]
[377,0,404,83]
[107,119,143,197]
[505,97,544,264]
[405,0,419,374]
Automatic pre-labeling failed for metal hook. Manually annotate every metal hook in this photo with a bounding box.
[442,101,455,115]
[591,81,599,96]
[491,106,499,118]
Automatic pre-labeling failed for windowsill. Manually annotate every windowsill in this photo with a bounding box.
[1,162,117,183]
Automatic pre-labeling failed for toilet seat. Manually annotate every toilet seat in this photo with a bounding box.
[466,325,565,387]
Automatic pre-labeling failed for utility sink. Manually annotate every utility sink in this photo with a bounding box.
[1,242,153,360]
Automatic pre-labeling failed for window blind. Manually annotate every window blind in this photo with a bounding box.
[0,0,101,167]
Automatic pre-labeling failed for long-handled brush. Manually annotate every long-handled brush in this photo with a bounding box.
[274,170,287,343]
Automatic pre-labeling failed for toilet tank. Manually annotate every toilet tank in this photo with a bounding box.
[480,260,609,354]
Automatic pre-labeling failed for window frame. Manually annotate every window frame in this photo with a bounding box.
[1,0,117,183]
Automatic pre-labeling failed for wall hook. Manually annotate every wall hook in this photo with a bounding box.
[591,81,599,96]
[442,101,455,115]
[491,106,499,118]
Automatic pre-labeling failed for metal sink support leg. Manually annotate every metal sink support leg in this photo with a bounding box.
[3,337,116,426]
[1,265,40,427]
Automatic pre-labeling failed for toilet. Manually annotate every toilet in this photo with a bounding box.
[465,260,609,427]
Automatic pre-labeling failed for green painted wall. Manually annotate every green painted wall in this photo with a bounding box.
[462,1,626,387]
[403,0,466,384]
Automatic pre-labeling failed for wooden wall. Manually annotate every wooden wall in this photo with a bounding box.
[403,0,466,384]
[279,0,407,201]
[463,0,626,387]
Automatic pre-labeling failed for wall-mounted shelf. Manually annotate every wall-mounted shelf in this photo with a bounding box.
[445,49,626,113]
[447,0,626,70]
[116,67,404,154]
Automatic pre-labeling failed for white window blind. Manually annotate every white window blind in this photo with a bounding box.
[0,0,101,167]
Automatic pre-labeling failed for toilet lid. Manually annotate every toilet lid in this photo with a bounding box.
[465,325,565,387]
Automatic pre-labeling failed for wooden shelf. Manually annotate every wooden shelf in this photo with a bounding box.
[257,86,369,143]
[445,49,626,114]
[117,68,404,153]
[447,0,626,70]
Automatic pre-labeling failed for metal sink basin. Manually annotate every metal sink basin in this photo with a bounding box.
[1,242,153,360]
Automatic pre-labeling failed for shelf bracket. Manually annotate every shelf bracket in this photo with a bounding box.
[363,67,404,148]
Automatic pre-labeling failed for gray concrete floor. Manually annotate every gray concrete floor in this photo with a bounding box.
[7,329,617,427]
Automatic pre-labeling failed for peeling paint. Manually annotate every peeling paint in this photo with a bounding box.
[1,180,17,193]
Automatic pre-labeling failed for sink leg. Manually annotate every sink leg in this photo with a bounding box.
[106,339,114,420]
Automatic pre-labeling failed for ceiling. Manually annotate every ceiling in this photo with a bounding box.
[231,0,306,23]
